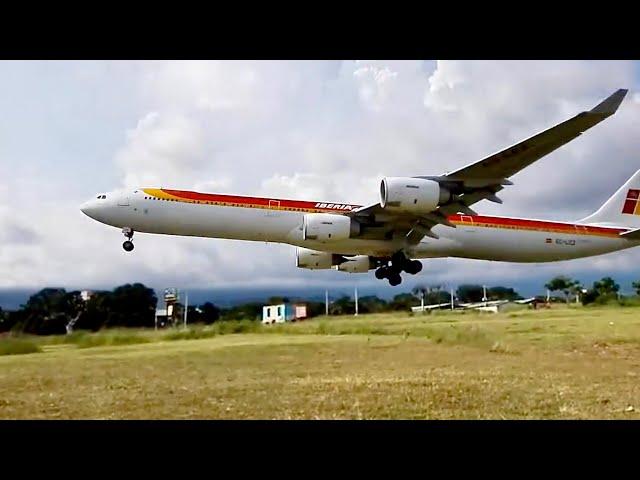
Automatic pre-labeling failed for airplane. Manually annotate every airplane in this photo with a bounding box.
[81,88,640,287]
[411,297,537,313]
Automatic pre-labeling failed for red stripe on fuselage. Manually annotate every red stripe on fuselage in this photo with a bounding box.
[161,189,360,212]
[449,214,626,236]
[153,189,627,237]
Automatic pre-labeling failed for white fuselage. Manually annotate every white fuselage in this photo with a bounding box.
[80,188,639,264]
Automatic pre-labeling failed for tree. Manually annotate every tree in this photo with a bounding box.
[328,296,355,315]
[305,301,327,318]
[582,277,621,305]
[633,281,640,296]
[593,277,619,297]
[413,284,449,305]
[220,302,263,321]
[545,276,579,304]
[569,282,585,304]
[388,293,417,311]
[103,283,158,328]
[199,302,220,324]
[20,288,72,335]
[486,286,522,301]
[412,285,428,302]
[357,296,387,314]
[456,284,484,303]
[75,291,111,331]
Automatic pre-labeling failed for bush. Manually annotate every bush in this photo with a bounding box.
[163,328,217,341]
[0,338,42,356]
[73,331,151,349]
[214,320,262,335]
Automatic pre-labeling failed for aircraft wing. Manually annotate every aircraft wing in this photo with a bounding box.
[514,297,537,304]
[350,89,628,245]
[411,302,452,312]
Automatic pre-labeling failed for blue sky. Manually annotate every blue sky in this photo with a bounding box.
[2,60,640,299]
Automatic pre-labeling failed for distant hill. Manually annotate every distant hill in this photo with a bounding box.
[0,289,34,311]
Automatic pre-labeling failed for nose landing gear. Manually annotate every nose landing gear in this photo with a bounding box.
[122,227,134,252]
[374,252,423,286]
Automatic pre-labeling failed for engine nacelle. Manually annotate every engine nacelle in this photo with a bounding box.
[303,213,359,243]
[380,177,450,214]
[335,255,372,273]
[296,247,341,270]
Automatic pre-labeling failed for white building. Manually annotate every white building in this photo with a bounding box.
[262,303,307,324]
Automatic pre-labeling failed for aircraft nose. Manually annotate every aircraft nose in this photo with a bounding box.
[80,199,97,218]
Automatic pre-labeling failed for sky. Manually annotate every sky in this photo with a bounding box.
[2,60,640,299]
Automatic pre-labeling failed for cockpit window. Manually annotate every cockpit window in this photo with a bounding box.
[96,195,107,200]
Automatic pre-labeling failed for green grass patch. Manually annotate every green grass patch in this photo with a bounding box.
[212,320,263,335]
[0,337,42,356]
[163,328,217,341]
[163,320,263,341]
[4,306,640,419]
[72,331,152,349]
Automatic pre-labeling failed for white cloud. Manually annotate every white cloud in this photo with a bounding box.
[114,112,206,188]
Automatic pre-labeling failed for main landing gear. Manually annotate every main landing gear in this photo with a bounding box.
[122,227,134,252]
[374,251,423,286]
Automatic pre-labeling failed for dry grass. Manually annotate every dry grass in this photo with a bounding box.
[1,305,640,419]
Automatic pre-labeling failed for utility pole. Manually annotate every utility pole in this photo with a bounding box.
[421,291,425,312]
[482,285,488,306]
[325,289,329,316]
[183,291,188,328]
[354,286,359,316]
[450,288,454,310]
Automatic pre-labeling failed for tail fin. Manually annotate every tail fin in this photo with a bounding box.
[581,169,640,227]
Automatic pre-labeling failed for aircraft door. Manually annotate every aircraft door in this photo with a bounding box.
[460,215,476,232]
[118,196,130,206]
[266,199,281,217]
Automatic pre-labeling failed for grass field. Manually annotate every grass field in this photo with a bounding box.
[1,305,640,419]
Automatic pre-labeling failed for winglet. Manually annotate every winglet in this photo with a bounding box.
[590,89,628,116]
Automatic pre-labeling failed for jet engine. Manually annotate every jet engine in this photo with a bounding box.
[335,255,372,273]
[380,177,451,214]
[296,247,343,270]
[303,213,359,243]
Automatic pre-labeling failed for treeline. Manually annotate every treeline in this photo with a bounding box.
[0,284,159,335]
[0,284,222,336]
[0,282,524,335]
[544,275,640,305]
[320,284,522,315]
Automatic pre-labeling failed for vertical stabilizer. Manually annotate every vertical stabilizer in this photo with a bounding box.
[581,169,640,228]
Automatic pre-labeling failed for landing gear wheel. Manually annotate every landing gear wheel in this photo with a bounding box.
[375,266,390,279]
[405,260,423,275]
[388,273,402,286]
[121,227,135,252]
